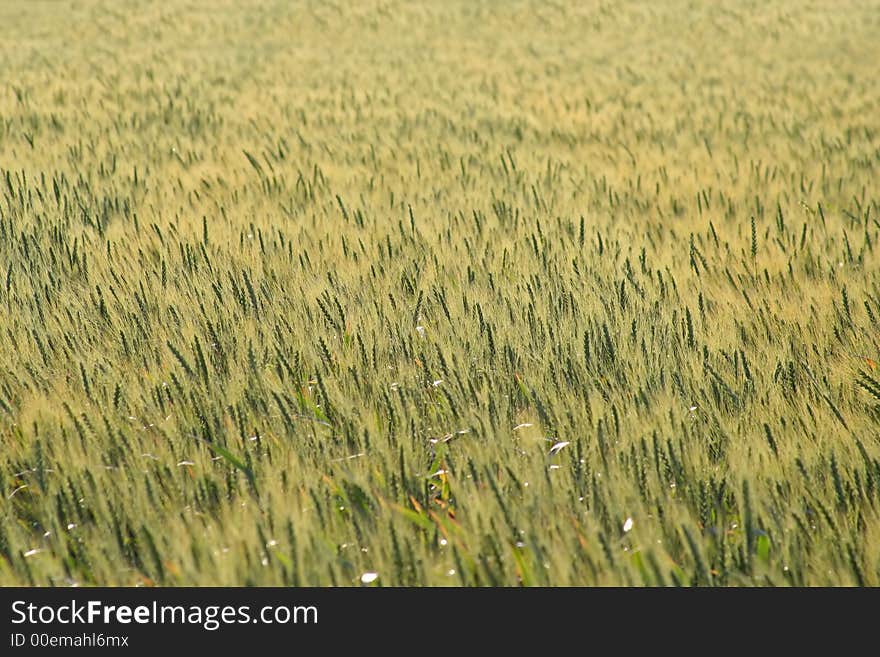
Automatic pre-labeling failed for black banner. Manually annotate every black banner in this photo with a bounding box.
[0,586,874,651]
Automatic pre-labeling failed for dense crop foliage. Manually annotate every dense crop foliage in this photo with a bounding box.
[2,0,880,586]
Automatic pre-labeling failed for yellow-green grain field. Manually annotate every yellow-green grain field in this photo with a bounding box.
[2,0,880,586]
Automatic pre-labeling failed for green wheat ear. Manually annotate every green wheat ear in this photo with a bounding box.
[750,215,757,261]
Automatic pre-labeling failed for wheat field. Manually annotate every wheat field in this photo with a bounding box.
[2,0,880,586]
